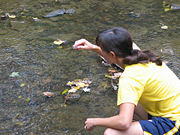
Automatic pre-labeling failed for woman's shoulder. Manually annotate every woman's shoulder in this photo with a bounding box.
[122,62,161,78]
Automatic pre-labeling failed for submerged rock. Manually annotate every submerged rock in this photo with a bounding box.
[65,9,75,14]
[64,93,81,104]
[44,9,75,18]
[171,3,180,10]
[1,13,10,20]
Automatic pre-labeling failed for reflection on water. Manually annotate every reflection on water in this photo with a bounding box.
[0,0,179,134]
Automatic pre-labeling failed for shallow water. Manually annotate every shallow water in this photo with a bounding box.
[0,0,180,134]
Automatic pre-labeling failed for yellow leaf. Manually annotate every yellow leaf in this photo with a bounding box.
[164,8,171,12]
[73,86,80,90]
[78,83,85,88]
[161,25,168,30]
[53,40,65,45]
[20,83,25,87]
[8,15,16,18]
[105,74,112,79]
[64,104,67,107]
[58,46,63,49]
[68,88,77,93]
[61,89,69,95]
[67,81,73,86]
[32,17,38,20]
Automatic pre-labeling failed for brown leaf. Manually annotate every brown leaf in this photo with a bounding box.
[43,92,54,97]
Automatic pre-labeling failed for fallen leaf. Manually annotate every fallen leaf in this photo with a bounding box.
[32,17,40,21]
[20,83,25,87]
[18,95,22,98]
[83,87,90,92]
[53,40,65,45]
[105,74,112,79]
[58,46,63,49]
[61,89,69,95]
[10,72,20,77]
[164,8,171,12]
[8,15,16,18]
[72,86,80,90]
[108,69,116,73]
[43,92,54,97]
[161,25,168,30]
[68,88,77,93]
[26,97,31,102]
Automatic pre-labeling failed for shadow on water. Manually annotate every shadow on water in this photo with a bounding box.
[0,0,179,134]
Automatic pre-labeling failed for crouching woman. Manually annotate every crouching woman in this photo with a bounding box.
[73,27,180,135]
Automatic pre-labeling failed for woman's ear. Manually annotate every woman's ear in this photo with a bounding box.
[109,51,116,58]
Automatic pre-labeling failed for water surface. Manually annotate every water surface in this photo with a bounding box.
[0,0,179,134]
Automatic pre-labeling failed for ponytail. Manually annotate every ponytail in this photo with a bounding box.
[123,50,162,66]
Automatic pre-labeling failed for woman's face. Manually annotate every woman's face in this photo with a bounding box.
[101,49,124,68]
[101,50,115,64]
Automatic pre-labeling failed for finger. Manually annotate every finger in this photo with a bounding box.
[74,39,86,46]
[76,46,89,50]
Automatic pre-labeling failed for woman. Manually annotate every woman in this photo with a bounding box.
[73,27,180,135]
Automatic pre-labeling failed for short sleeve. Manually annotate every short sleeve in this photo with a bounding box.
[117,76,144,106]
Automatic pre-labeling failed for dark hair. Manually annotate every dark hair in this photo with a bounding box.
[96,27,162,66]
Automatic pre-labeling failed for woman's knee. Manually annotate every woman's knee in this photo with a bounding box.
[104,128,118,135]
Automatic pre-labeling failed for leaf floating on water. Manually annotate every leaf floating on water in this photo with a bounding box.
[68,88,77,93]
[164,8,171,12]
[57,46,63,49]
[73,86,80,90]
[26,97,31,102]
[83,87,90,92]
[161,25,168,30]
[105,74,112,79]
[32,17,41,22]
[43,92,54,97]
[10,72,20,77]
[162,1,172,12]
[8,15,16,18]
[105,72,122,79]
[67,79,90,87]
[64,78,92,103]
[18,95,22,98]
[53,39,65,45]
[108,69,116,73]
[20,83,25,87]
[67,81,73,86]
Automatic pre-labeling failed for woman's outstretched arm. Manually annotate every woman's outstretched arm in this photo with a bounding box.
[73,39,103,56]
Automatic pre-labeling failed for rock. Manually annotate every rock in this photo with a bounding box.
[44,9,75,18]
[44,9,66,18]
[65,9,75,14]
[171,3,180,10]
[0,13,9,20]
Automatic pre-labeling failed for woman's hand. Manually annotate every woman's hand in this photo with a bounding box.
[73,39,98,51]
[85,118,96,131]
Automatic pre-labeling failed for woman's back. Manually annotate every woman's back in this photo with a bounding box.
[118,62,180,120]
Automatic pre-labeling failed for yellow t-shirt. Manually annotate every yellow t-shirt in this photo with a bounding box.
[117,62,180,120]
